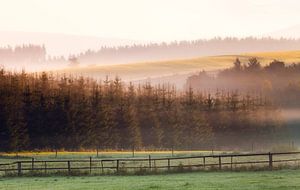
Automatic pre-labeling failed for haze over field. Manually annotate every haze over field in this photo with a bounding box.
[2,1,300,183]
[1,0,300,80]
[0,0,300,150]
[56,50,300,86]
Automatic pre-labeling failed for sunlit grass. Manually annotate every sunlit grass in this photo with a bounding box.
[0,150,221,163]
[57,50,300,81]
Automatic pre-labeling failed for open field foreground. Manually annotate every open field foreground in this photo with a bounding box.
[1,170,300,190]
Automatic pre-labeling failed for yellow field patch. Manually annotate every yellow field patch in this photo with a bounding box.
[55,50,300,81]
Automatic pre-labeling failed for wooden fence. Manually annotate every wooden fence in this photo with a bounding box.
[1,151,300,176]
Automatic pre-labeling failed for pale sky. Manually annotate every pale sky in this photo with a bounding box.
[1,0,300,41]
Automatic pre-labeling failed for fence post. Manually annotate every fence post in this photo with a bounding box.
[31,158,35,171]
[44,161,47,174]
[132,146,135,158]
[149,155,151,169]
[218,156,222,170]
[116,160,119,172]
[89,157,92,174]
[269,152,273,169]
[17,162,22,176]
[101,160,104,173]
[203,157,206,169]
[167,159,170,171]
[230,156,233,170]
[67,161,71,174]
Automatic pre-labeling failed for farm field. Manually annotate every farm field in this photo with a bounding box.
[58,50,300,82]
[1,170,300,190]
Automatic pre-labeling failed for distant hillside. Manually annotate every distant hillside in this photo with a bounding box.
[75,38,300,65]
[2,35,300,69]
[59,50,300,88]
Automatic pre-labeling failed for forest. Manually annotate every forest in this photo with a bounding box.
[186,58,300,107]
[0,66,284,152]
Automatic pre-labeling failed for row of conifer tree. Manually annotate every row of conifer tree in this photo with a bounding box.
[0,69,283,151]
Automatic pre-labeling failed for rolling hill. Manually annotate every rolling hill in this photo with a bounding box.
[57,50,300,88]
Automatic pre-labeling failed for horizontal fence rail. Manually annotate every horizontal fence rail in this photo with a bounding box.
[1,151,300,176]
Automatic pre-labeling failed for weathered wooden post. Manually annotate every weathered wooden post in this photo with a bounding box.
[132,146,135,158]
[149,155,152,170]
[269,152,273,169]
[89,157,92,174]
[218,156,222,170]
[67,161,71,174]
[116,160,119,172]
[101,160,104,173]
[167,158,170,171]
[31,158,35,171]
[203,157,206,169]
[44,161,47,174]
[230,156,233,170]
[17,162,22,176]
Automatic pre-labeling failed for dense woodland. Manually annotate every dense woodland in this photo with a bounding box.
[187,58,300,108]
[0,68,284,152]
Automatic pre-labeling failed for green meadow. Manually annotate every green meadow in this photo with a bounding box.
[1,170,300,190]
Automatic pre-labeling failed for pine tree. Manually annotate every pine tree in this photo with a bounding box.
[101,105,118,148]
[117,103,142,149]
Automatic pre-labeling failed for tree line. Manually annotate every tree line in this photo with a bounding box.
[187,58,300,107]
[3,37,300,67]
[0,68,284,152]
[73,37,300,65]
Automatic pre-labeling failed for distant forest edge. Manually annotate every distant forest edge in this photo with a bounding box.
[0,63,288,152]
[3,37,300,68]
[186,58,300,108]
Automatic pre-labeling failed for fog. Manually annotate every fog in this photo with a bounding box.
[281,109,300,122]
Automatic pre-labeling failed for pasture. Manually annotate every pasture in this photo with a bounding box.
[1,170,300,190]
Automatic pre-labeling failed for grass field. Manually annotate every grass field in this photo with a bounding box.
[0,151,218,164]
[58,50,300,82]
[1,170,300,190]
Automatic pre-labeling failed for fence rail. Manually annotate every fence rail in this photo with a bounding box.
[1,151,300,176]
